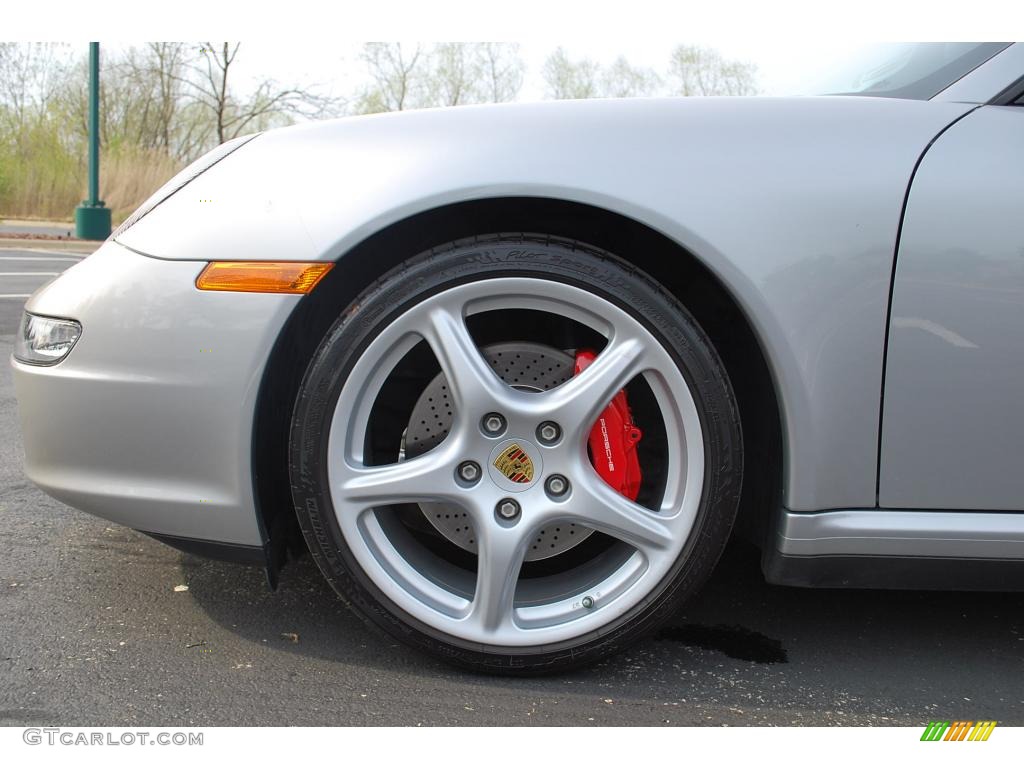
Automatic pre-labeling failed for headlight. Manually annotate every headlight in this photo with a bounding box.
[14,313,83,365]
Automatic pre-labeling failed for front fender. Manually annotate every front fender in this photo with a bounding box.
[116,96,973,512]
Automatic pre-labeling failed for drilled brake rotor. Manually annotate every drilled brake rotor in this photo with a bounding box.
[405,341,595,560]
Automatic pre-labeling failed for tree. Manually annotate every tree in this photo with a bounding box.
[0,43,74,146]
[53,43,198,160]
[354,43,524,114]
[188,42,329,145]
[479,43,525,103]
[144,43,190,153]
[668,45,758,96]
[601,56,661,98]
[430,43,483,106]
[543,49,662,100]
[119,43,208,160]
[0,44,83,217]
[354,42,427,113]
[542,47,601,99]
[427,43,525,107]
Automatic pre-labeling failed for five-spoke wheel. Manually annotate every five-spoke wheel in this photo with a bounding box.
[290,236,742,673]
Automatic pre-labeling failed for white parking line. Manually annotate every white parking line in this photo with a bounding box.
[0,294,30,298]
[0,272,58,276]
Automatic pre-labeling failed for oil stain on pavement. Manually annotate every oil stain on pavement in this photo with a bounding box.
[657,624,788,664]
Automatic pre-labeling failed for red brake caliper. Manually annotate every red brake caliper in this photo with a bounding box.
[573,349,643,500]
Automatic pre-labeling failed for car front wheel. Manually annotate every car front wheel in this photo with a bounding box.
[289,235,742,673]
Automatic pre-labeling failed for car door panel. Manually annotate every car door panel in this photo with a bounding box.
[880,105,1024,510]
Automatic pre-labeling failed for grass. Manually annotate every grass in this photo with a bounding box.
[101,147,182,222]
[0,144,181,225]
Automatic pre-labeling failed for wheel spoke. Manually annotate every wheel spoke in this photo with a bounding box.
[543,335,647,435]
[338,448,460,508]
[466,525,528,632]
[569,475,675,554]
[421,302,512,415]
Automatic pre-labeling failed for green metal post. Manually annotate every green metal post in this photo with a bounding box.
[75,42,111,240]
[87,42,99,206]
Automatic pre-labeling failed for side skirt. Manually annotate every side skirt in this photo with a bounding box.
[763,508,1024,591]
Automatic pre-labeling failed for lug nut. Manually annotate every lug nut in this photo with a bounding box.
[544,474,570,498]
[481,412,507,437]
[537,421,561,445]
[581,596,595,609]
[457,461,481,484]
[496,498,521,520]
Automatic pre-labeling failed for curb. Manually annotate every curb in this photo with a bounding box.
[0,218,75,227]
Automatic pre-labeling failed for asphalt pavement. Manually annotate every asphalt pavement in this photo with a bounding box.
[1,248,1023,726]
[0,248,89,330]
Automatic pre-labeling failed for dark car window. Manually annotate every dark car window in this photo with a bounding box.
[801,43,1011,100]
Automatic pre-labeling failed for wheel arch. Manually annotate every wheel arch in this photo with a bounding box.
[253,197,784,574]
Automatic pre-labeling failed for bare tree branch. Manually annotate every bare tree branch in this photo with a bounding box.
[668,45,759,96]
[354,42,427,113]
[542,48,601,99]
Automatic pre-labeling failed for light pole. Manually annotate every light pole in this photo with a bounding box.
[75,42,111,240]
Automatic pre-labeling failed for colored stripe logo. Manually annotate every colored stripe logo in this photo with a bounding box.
[921,721,997,741]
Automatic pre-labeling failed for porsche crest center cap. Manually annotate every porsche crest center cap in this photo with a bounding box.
[488,439,542,492]
[494,443,534,483]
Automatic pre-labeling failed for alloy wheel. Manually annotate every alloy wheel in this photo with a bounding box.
[325,276,706,648]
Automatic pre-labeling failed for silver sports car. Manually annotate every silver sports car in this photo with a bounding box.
[12,42,1024,673]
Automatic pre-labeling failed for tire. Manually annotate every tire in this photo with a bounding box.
[289,234,742,674]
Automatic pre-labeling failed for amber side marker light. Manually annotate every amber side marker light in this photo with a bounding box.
[196,261,334,294]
